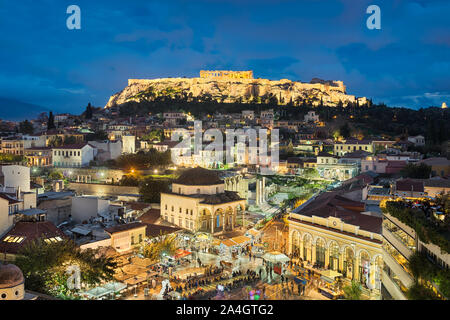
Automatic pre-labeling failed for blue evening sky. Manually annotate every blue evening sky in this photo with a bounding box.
[0,0,449,115]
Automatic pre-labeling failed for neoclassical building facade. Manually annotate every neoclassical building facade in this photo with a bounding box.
[161,167,246,234]
[288,191,383,291]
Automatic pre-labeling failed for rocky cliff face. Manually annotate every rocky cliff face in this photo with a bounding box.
[105,77,367,108]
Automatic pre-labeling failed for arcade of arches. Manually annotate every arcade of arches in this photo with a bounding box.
[289,230,383,290]
[198,204,245,234]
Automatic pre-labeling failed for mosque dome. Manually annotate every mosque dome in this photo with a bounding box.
[0,264,24,289]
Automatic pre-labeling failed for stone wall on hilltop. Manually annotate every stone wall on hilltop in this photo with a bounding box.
[105,77,367,109]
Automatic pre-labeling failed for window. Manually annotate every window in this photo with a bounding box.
[131,235,135,245]
[179,207,182,213]
[165,204,167,210]
[197,189,200,194]
[139,234,142,243]
[171,206,174,211]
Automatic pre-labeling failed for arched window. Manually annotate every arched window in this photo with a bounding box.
[303,234,312,262]
[344,247,355,279]
[359,251,371,287]
[329,242,340,271]
[315,238,326,268]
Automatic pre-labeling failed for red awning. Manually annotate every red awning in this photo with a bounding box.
[174,249,192,259]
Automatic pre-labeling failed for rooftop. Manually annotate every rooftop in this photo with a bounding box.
[292,191,381,234]
[174,167,224,186]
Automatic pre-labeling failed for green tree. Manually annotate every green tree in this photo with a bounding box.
[47,111,56,130]
[139,177,170,202]
[48,136,63,147]
[64,135,77,145]
[339,122,351,139]
[49,170,64,180]
[343,280,362,300]
[140,233,178,261]
[85,102,93,119]
[15,239,117,298]
[18,120,34,134]
[400,163,432,179]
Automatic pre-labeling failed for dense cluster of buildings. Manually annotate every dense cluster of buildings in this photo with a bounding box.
[0,105,449,300]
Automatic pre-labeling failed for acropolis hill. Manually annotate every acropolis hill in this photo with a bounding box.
[105,70,367,108]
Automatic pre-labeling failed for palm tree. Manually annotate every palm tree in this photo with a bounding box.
[343,280,362,300]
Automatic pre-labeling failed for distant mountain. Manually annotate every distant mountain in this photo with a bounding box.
[0,97,50,121]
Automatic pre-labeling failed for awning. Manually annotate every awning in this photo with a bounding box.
[174,249,191,259]
[320,269,342,279]
[71,226,91,236]
[294,277,307,285]
[320,276,335,283]
[17,208,46,216]
[262,251,290,263]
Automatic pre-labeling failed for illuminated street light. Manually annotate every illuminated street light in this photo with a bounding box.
[154,169,158,174]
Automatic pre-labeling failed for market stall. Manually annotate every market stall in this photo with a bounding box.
[318,270,344,299]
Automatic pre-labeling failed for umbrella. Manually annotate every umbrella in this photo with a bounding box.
[262,251,290,263]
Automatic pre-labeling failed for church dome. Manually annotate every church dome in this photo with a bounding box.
[0,264,24,289]
[175,167,223,185]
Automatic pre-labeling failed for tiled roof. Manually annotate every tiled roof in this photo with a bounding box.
[138,209,160,224]
[105,222,147,234]
[0,193,21,204]
[0,221,67,254]
[52,143,92,150]
[396,179,424,192]
[293,191,381,234]
[144,224,181,238]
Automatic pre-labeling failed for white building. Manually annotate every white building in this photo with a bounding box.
[52,143,96,168]
[160,167,246,233]
[88,140,122,161]
[0,165,30,192]
[71,196,110,224]
[304,111,319,123]
[407,135,425,147]
[121,135,135,154]
[242,110,255,120]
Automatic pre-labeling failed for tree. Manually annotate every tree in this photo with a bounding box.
[139,177,171,203]
[400,163,432,179]
[86,130,108,141]
[15,239,116,298]
[18,120,34,134]
[48,136,63,147]
[85,102,93,119]
[140,233,178,261]
[49,170,64,180]
[339,123,351,139]
[47,111,56,130]
[64,135,77,145]
[343,280,362,300]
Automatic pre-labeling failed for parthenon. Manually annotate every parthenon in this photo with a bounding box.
[199,70,253,80]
